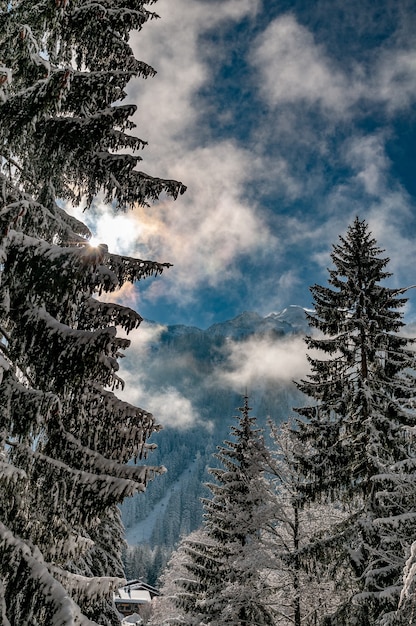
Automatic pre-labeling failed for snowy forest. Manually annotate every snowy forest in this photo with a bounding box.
[1,2,416,626]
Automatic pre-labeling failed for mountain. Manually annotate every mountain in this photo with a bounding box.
[120,306,310,581]
[206,306,311,339]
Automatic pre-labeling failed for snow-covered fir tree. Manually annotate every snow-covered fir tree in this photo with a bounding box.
[0,1,185,624]
[398,537,416,624]
[294,217,416,625]
[267,420,346,626]
[156,396,276,626]
[149,528,209,626]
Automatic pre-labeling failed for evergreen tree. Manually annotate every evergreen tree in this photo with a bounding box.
[159,396,276,626]
[267,420,346,626]
[150,528,207,626]
[295,217,416,624]
[0,1,184,624]
[398,538,416,624]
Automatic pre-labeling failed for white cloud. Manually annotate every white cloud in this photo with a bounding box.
[219,335,310,388]
[118,368,200,429]
[134,142,276,304]
[329,133,415,283]
[344,134,391,197]
[275,269,302,296]
[74,0,276,307]
[251,15,354,114]
[148,386,208,429]
[116,321,209,430]
[123,320,167,349]
[84,210,144,257]
[374,48,416,113]
[251,13,416,117]
[277,125,413,288]
[129,0,261,162]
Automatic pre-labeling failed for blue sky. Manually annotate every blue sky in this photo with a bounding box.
[79,0,416,329]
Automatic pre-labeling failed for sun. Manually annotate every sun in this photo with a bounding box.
[86,212,144,256]
[88,236,100,248]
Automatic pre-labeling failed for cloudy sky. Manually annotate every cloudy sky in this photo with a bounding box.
[83,0,416,330]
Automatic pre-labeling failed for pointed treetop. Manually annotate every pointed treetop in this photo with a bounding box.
[238,392,252,418]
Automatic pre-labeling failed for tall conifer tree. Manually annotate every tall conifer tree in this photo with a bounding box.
[0,1,185,624]
[161,397,276,626]
[295,217,416,624]
[267,421,346,626]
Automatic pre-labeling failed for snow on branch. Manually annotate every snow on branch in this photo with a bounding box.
[0,522,101,626]
[49,565,125,602]
[79,298,142,334]
[54,425,164,485]
[8,441,149,507]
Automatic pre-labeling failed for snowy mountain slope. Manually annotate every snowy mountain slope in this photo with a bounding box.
[124,456,201,545]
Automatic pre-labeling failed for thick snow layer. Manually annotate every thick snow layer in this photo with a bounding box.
[120,613,142,625]
[115,588,151,604]
[0,523,101,626]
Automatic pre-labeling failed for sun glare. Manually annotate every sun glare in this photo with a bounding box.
[85,213,145,256]
[88,236,100,248]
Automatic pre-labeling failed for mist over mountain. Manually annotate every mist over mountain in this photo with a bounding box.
[119,306,311,579]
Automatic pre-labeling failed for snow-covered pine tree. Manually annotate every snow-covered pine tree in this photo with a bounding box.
[267,420,346,626]
[149,527,212,626]
[159,396,276,626]
[294,217,416,624]
[0,2,185,624]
